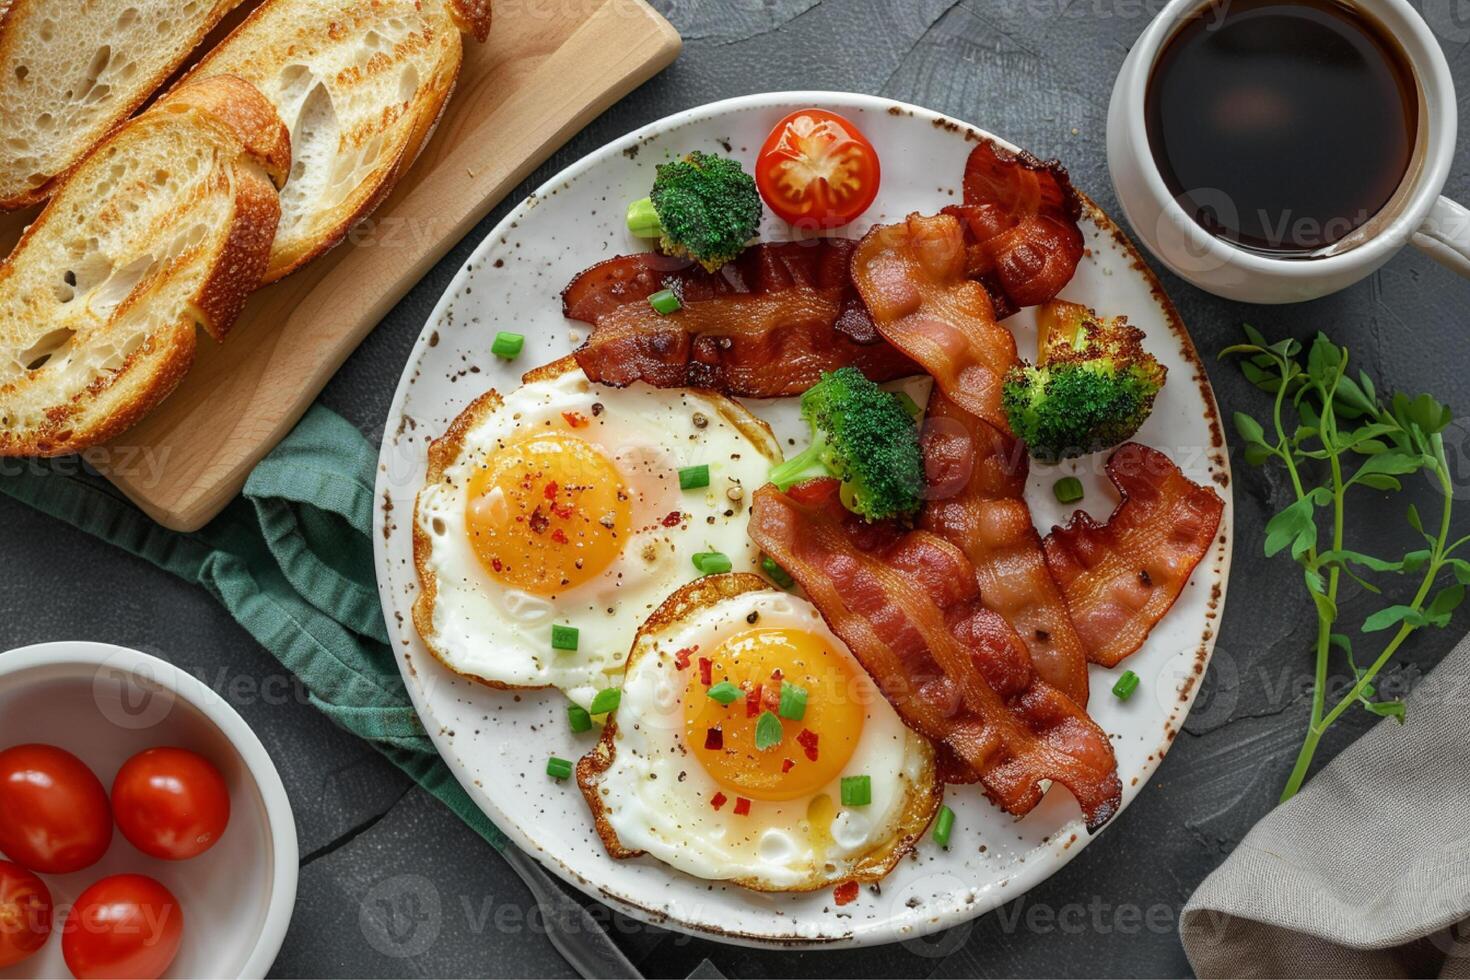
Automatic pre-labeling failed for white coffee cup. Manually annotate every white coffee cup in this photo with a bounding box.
[1107,0,1470,304]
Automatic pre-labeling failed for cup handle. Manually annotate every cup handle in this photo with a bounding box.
[1411,196,1470,279]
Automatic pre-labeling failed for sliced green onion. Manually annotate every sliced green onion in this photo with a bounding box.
[1053,477,1084,504]
[626,196,662,238]
[649,289,682,315]
[933,804,955,847]
[589,687,621,715]
[1112,670,1140,701]
[778,682,808,721]
[679,464,710,490]
[567,704,592,733]
[551,624,579,651]
[754,710,784,751]
[761,555,795,590]
[840,775,872,807]
[692,551,732,576]
[491,331,524,360]
[546,757,573,780]
[706,681,741,705]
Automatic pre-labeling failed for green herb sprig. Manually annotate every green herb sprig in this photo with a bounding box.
[1225,326,1468,801]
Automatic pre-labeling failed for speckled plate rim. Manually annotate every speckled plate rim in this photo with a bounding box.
[372,91,1233,949]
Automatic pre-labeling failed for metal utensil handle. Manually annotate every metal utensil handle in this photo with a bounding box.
[502,844,643,980]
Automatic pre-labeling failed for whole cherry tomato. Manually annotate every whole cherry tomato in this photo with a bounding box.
[112,747,230,861]
[0,860,52,968]
[0,744,112,874]
[755,108,881,228]
[62,874,183,980]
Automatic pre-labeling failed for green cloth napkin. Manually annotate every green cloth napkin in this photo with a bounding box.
[0,405,506,852]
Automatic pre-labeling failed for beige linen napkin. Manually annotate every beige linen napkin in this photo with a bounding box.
[1181,632,1470,978]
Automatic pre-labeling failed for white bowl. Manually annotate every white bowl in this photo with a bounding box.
[0,641,297,979]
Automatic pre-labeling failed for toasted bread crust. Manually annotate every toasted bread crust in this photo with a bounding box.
[159,73,293,189]
[576,574,946,893]
[0,75,286,456]
[446,0,493,41]
[0,0,245,211]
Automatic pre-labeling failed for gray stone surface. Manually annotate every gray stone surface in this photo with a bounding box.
[3,0,1470,976]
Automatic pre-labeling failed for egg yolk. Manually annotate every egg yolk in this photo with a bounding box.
[465,432,631,595]
[685,626,866,802]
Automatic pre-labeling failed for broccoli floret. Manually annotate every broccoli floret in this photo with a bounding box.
[629,151,761,272]
[768,368,923,522]
[1002,302,1166,462]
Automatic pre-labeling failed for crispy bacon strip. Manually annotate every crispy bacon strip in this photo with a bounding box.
[850,213,1017,434]
[750,480,1121,832]
[1044,443,1225,667]
[562,242,918,397]
[920,392,1091,706]
[941,139,1085,320]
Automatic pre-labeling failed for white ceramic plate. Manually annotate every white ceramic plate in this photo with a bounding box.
[372,92,1233,947]
[0,642,298,978]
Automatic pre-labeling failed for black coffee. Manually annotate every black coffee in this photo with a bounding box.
[1145,0,1418,255]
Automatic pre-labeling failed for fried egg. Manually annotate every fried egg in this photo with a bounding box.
[578,574,941,892]
[412,358,782,707]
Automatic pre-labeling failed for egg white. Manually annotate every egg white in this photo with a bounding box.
[580,582,941,892]
[413,361,781,708]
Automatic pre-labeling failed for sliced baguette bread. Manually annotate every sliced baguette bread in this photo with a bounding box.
[0,74,290,457]
[184,0,492,282]
[0,0,246,209]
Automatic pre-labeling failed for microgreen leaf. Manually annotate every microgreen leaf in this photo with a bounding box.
[1265,497,1318,559]
[1233,411,1266,447]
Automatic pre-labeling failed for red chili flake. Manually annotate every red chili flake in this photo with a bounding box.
[697,657,712,685]
[660,510,682,528]
[550,528,568,545]
[745,683,763,718]
[562,411,589,428]
[833,880,859,906]
[770,668,783,681]
[710,791,727,811]
[797,728,819,761]
[704,727,723,751]
[781,758,795,774]
[528,509,549,534]
[733,797,751,816]
[763,681,781,712]
[543,481,559,501]
[491,558,503,572]
[673,648,693,671]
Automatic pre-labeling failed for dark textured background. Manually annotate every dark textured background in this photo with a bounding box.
[4,0,1470,976]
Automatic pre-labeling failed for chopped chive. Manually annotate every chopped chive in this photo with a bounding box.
[649,289,682,315]
[706,681,741,705]
[933,804,955,847]
[1112,670,1140,701]
[840,775,872,807]
[491,331,524,360]
[550,624,579,651]
[567,704,592,733]
[1053,477,1084,504]
[546,757,573,780]
[761,555,794,590]
[679,464,710,490]
[626,196,662,238]
[778,682,808,721]
[754,710,784,751]
[692,551,732,576]
[589,687,621,715]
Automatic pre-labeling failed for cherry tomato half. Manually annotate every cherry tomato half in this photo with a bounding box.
[63,874,183,980]
[0,860,52,968]
[112,747,230,861]
[755,108,881,229]
[0,744,112,874]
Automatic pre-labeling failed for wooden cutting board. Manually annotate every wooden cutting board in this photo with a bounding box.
[64,0,679,531]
